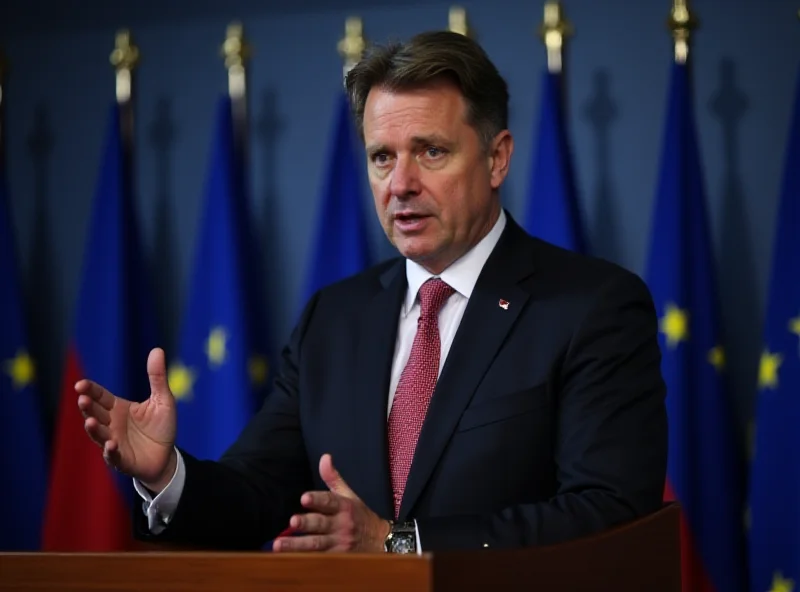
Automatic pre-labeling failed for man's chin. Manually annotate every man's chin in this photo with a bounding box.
[397,241,435,262]
[397,244,453,274]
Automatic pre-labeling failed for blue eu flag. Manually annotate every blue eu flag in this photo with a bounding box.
[748,64,800,592]
[0,160,48,550]
[523,69,586,253]
[300,92,372,310]
[643,61,746,592]
[171,96,270,460]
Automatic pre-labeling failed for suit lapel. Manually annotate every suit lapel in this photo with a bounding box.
[398,218,537,519]
[348,261,406,519]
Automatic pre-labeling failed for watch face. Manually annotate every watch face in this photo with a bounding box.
[391,534,416,554]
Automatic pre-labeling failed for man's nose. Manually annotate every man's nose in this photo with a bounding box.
[389,155,422,199]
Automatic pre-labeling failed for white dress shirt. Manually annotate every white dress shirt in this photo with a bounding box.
[135,209,508,550]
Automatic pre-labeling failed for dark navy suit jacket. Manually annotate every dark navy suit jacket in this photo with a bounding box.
[135,213,668,551]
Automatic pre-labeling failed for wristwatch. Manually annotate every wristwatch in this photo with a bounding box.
[383,520,417,554]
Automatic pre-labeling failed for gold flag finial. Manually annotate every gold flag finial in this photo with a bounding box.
[667,0,698,64]
[537,1,573,74]
[221,21,251,100]
[338,16,366,79]
[109,29,139,104]
[448,6,474,38]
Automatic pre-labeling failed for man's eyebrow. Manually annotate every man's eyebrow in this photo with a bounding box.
[365,135,454,155]
[410,134,451,147]
[365,143,389,155]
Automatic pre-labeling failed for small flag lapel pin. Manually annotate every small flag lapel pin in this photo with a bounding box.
[498,299,509,310]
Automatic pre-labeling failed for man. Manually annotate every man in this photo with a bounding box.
[77,30,667,553]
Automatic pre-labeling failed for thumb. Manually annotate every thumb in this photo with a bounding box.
[147,348,174,404]
[319,454,356,499]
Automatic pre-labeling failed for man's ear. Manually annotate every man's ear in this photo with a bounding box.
[488,130,514,190]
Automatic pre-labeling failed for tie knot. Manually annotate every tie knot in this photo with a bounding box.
[418,278,455,319]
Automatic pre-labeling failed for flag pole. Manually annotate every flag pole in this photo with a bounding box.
[448,6,475,39]
[667,0,697,65]
[222,21,250,170]
[109,30,139,189]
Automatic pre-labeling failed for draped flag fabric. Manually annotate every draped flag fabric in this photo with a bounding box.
[170,96,270,461]
[42,103,158,550]
[643,61,746,592]
[0,162,48,550]
[299,92,371,310]
[523,69,586,253]
[748,64,800,592]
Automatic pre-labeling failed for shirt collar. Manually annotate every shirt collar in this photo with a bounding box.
[402,209,507,317]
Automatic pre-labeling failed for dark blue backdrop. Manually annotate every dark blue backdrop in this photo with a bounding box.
[1,0,798,449]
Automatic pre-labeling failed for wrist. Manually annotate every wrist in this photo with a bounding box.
[141,447,177,493]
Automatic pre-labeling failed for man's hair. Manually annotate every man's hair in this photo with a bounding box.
[344,30,509,150]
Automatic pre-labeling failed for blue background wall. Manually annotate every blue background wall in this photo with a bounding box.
[1,0,798,451]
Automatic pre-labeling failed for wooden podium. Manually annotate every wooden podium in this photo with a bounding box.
[0,504,680,591]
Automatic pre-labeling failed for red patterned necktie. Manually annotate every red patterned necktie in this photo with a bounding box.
[387,277,456,518]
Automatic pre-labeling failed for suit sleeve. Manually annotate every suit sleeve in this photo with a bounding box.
[133,294,319,550]
[415,270,668,550]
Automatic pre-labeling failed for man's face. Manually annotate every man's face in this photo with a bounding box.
[362,81,513,274]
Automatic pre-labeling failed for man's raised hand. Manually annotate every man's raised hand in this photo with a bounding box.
[76,347,178,492]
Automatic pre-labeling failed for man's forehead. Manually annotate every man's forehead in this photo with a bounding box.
[362,85,468,143]
[364,82,466,112]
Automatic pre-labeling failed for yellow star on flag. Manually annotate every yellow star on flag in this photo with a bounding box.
[3,350,35,390]
[168,363,195,401]
[708,345,725,371]
[770,571,794,592]
[758,350,783,390]
[249,355,269,387]
[789,315,800,339]
[659,303,689,349]
[206,327,227,368]
[790,315,800,357]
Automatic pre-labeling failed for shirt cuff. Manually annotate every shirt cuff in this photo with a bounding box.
[414,519,422,554]
[132,448,186,534]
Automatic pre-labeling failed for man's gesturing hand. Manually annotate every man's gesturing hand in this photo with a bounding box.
[272,454,391,553]
[76,347,178,492]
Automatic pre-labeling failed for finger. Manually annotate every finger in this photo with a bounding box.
[103,440,123,470]
[290,512,333,534]
[84,417,112,447]
[75,380,115,411]
[77,394,111,425]
[319,454,356,499]
[147,348,174,404]
[301,491,341,515]
[273,534,335,553]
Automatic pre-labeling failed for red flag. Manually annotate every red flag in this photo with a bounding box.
[42,350,131,550]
